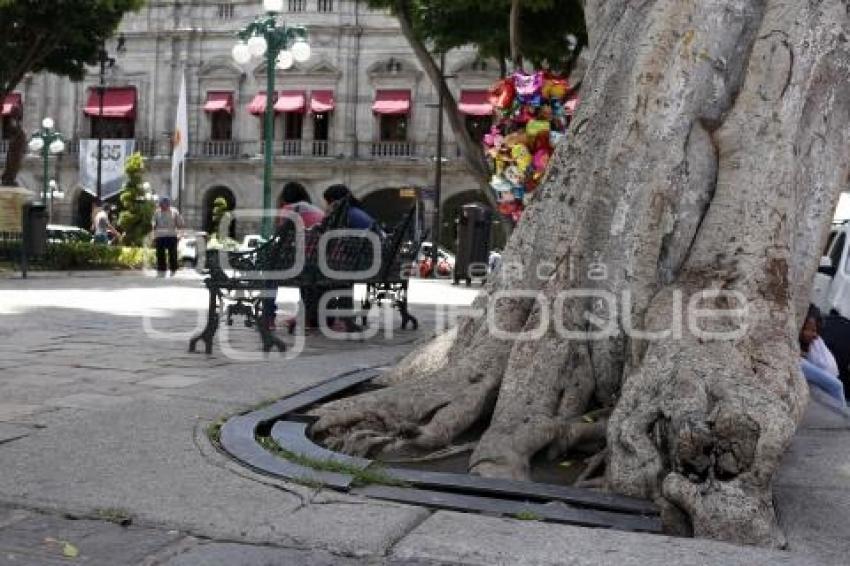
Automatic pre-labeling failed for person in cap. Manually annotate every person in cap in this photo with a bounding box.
[152,196,185,277]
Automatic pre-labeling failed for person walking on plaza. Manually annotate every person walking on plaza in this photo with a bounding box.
[152,196,185,277]
[91,199,118,245]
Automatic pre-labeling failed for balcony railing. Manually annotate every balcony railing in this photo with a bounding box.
[277,140,302,157]
[370,141,413,159]
[193,140,243,159]
[312,140,330,157]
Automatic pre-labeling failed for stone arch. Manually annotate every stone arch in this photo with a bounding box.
[359,187,420,230]
[202,186,237,236]
[277,181,311,207]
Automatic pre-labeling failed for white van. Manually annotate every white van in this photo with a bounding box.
[811,222,850,317]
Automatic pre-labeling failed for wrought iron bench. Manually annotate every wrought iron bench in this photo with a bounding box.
[189,203,422,354]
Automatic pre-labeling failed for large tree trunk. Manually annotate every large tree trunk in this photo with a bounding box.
[1,116,26,187]
[312,0,850,546]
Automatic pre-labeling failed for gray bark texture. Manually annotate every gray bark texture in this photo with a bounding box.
[312,0,850,546]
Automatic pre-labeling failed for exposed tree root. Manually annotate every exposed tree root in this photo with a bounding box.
[381,442,476,465]
[575,448,608,484]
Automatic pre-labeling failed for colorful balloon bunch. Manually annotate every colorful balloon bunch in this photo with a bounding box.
[484,71,579,223]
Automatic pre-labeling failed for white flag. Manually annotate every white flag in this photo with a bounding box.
[170,73,189,201]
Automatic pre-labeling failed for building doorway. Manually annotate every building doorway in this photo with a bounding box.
[360,188,418,232]
[75,190,97,230]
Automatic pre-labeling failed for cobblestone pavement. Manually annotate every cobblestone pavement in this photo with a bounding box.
[0,273,846,565]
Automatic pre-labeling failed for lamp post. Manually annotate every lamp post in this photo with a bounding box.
[233,0,310,238]
[28,118,66,206]
[95,35,126,201]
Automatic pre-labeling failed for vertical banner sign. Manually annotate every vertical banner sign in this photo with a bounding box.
[78,139,136,199]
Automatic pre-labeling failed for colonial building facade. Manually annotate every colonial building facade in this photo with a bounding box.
[1,0,499,235]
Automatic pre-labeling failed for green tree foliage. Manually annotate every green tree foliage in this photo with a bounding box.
[0,0,144,185]
[117,153,154,246]
[365,0,586,74]
[211,197,230,236]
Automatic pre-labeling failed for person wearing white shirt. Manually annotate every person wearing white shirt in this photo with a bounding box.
[152,196,185,277]
[800,308,846,408]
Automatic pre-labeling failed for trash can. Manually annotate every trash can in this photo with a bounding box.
[454,203,492,286]
[23,202,48,257]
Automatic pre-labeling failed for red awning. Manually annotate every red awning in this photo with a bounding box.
[458,90,492,116]
[204,91,234,114]
[274,91,306,113]
[310,90,335,113]
[1,93,22,117]
[372,90,411,115]
[84,87,137,119]
[248,92,270,115]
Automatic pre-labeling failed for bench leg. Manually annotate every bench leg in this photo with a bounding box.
[257,318,287,353]
[190,287,219,354]
[397,284,418,331]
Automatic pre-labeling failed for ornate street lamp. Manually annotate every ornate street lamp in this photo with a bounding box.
[233,0,310,237]
[28,117,66,206]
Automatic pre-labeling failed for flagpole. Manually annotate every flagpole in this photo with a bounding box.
[178,161,184,212]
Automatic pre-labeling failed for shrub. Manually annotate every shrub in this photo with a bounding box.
[117,153,155,246]
[40,241,154,270]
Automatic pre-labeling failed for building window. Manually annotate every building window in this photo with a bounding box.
[210,112,232,141]
[380,115,407,142]
[283,112,303,140]
[317,0,334,12]
[84,87,137,139]
[217,3,235,20]
[465,116,492,144]
[90,117,135,139]
[313,113,329,141]
[288,0,306,11]
[471,60,488,72]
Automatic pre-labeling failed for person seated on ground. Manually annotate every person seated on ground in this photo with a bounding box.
[262,185,326,331]
[800,307,847,408]
[320,184,379,333]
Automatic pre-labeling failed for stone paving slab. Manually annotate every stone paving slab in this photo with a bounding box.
[161,541,455,566]
[0,512,181,566]
[0,403,43,423]
[0,423,32,445]
[0,390,430,558]
[391,511,816,566]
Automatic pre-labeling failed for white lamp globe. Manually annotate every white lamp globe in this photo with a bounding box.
[291,39,311,63]
[41,117,54,130]
[263,0,284,13]
[232,42,252,65]
[247,35,268,58]
[48,180,57,190]
[276,50,295,70]
[142,181,151,192]
[28,138,44,152]
[49,139,65,154]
